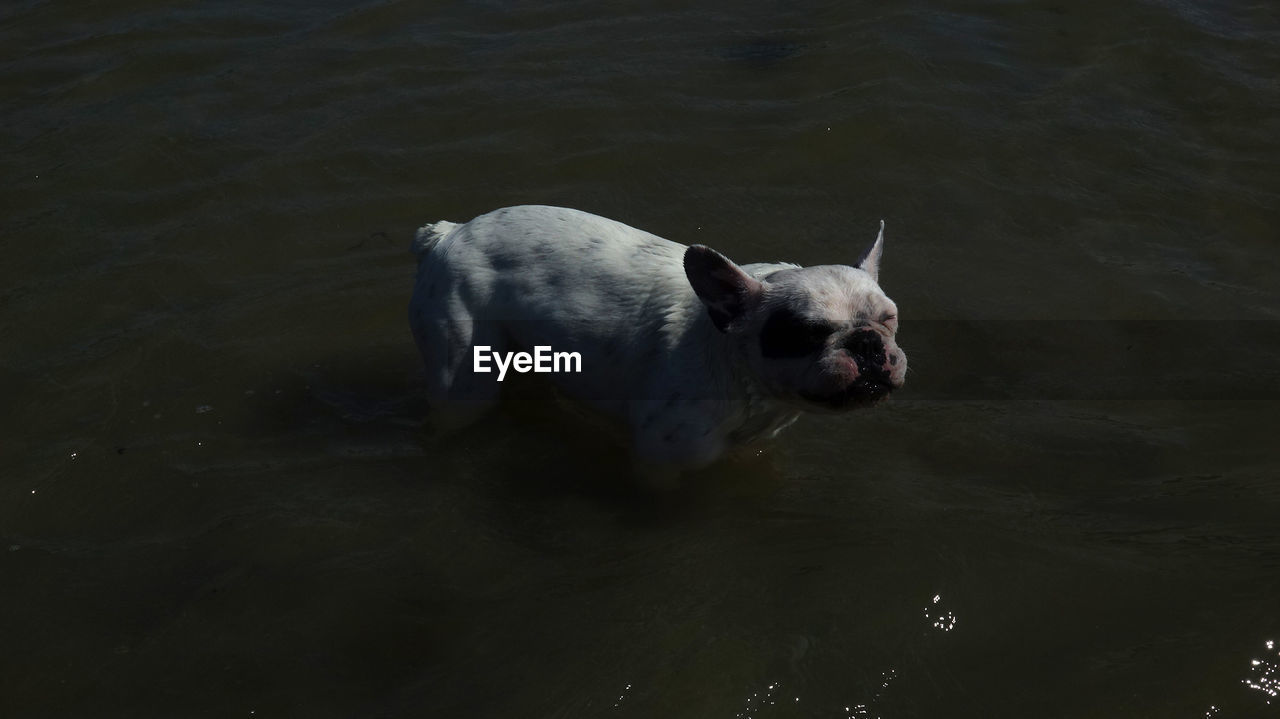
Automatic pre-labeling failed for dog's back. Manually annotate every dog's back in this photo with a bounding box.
[407,205,708,429]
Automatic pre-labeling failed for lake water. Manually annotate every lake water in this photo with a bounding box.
[3,1,1280,717]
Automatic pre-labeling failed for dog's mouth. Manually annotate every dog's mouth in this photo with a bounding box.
[801,377,893,410]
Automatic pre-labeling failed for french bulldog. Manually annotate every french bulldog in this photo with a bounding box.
[408,205,906,470]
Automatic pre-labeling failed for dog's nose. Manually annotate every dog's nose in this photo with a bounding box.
[844,328,880,355]
[844,329,890,383]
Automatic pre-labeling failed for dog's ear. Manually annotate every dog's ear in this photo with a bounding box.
[684,245,763,332]
[854,220,885,283]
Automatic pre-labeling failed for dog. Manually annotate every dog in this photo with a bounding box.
[408,205,906,470]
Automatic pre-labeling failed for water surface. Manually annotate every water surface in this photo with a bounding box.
[3,1,1280,717]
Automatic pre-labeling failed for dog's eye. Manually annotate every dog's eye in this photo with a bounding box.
[760,309,832,358]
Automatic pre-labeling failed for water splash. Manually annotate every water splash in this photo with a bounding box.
[925,594,957,632]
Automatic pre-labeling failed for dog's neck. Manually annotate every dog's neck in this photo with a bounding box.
[720,333,802,444]
[676,306,800,443]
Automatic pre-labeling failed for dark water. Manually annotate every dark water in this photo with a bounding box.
[4,1,1280,717]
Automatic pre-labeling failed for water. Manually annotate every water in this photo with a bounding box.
[3,0,1279,716]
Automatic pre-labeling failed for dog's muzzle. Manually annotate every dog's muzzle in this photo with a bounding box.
[802,329,903,409]
[846,328,891,383]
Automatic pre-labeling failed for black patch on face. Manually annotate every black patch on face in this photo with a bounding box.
[759,308,834,358]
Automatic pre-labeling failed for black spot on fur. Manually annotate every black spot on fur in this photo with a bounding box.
[489,253,518,271]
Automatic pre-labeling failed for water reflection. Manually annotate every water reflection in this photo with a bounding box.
[844,668,896,719]
[612,682,631,710]
[734,682,779,718]
[631,592,958,717]
[1242,639,1278,705]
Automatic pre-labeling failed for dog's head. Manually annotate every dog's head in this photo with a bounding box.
[684,222,907,410]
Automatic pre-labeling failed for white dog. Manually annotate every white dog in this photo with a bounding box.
[409,205,905,470]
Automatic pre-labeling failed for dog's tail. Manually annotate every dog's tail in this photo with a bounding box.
[411,220,458,257]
